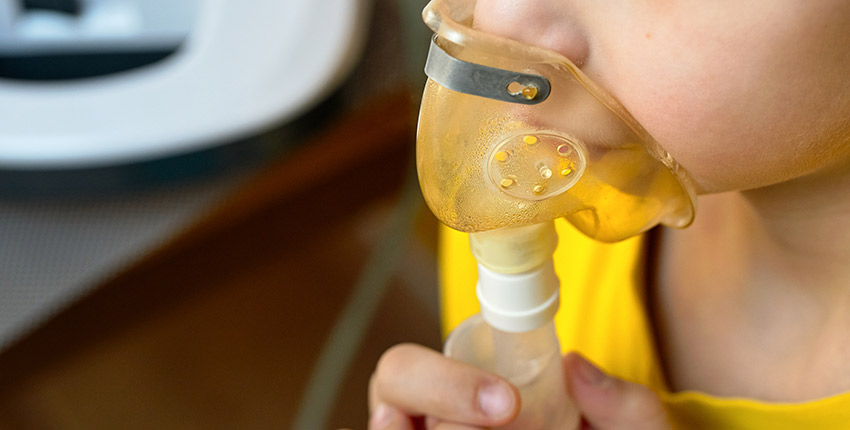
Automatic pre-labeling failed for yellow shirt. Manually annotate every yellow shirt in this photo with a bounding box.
[440,219,850,430]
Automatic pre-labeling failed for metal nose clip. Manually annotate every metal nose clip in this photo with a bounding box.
[424,36,551,105]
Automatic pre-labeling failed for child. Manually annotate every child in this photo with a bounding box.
[369,0,850,428]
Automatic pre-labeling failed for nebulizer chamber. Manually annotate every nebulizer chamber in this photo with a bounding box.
[417,0,696,428]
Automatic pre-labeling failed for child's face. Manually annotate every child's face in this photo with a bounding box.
[474,0,850,193]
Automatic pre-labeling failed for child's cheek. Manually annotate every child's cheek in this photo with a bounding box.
[587,43,735,192]
[594,31,784,192]
[599,2,850,193]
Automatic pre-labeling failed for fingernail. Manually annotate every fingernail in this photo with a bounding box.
[478,382,513,418]
[575,355,610,386]
[369,404,394,429]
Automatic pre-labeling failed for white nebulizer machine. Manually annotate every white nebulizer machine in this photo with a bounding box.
[0,0,366,169]
[416,0,697,427]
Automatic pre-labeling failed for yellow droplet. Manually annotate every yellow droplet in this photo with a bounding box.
[532,184,546,194]
[522,86,538,100]
[539,166,552,179]
[494,151,509,162]
[560,168,573,176]
[500,177,515,188]
[523,135,539,145]
[557,144,572,156]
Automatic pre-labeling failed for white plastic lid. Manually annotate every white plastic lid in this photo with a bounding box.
[476,259,560,333]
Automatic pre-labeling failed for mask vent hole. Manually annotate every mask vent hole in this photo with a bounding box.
[488,131,587,201]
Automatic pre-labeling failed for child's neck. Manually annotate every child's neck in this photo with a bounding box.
[655,166,850,402]
[743,163,850,274]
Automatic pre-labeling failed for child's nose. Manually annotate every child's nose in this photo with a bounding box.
[474,0,590,66]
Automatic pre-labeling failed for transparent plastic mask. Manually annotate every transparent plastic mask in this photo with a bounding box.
[417,0,697,242]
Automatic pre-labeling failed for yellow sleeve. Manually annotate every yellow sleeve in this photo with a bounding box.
[437,224,480,338]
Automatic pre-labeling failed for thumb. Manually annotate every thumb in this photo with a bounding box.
[564,353,671,430]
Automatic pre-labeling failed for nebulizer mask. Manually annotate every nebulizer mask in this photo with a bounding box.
[417,0,696,428]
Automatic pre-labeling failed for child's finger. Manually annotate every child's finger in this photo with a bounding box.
[564,352,671,430]
[431,422,488,430]
[368,403,414,430]
[371,343,519,427]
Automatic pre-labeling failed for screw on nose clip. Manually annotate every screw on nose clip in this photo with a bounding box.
[507,81,540,101]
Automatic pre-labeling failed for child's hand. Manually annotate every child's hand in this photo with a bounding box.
[368,344,671,430]
[563,352,671,430]
[368,343,520,429]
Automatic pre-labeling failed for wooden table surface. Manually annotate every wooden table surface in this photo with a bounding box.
[0,90,443,429]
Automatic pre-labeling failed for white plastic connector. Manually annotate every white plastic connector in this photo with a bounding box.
[476,259,560,333]
[469,223,558,274]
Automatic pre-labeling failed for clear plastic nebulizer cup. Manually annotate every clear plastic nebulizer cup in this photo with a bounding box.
[417,0,697,428]
[446,314,577,429]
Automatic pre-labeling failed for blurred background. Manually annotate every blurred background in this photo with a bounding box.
[0,0,442,428]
